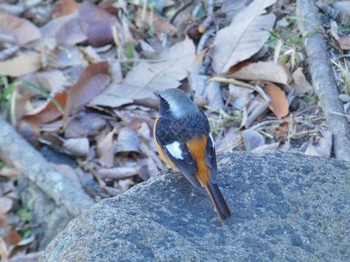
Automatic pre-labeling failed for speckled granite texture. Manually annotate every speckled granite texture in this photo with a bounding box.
[41,152,350,261]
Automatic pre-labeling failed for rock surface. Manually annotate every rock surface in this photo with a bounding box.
[41,152,350,261]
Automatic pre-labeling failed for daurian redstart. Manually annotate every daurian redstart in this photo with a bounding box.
[153,88,231,220]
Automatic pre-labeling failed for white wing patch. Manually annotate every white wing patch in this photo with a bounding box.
[209,132,215,148]
[165,141,183,160]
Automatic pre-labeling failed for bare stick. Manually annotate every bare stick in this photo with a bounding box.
[0,117,95,216]
[296,0,350,161]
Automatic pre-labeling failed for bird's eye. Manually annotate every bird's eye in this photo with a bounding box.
[162,99,169,107]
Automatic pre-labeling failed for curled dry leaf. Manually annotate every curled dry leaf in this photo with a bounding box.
[0,10,41,46]
[115,128,141,153]
[22,92,67,124]
[0,53,41,77]
[63,137,90,157]
[231,61,291,85]
[262,81,289,119]
[291,67,313,96]
[211,0,276,74]
[96,129,115,168]
[305,130,332,158]
[91,37,196,107]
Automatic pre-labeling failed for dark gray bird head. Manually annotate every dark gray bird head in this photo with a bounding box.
[154,88,199,118]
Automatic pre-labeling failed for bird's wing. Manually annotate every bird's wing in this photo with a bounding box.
[155,117,201,188]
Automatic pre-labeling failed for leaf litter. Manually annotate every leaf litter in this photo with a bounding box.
[0,0,345,259]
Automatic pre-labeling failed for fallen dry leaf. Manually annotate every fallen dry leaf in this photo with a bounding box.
[63,137,90,157]
[41,13,87,45]
[0,53,41,77]
[291,67,313,95]
[211,0,276,74]
[251,142,280,155]
[262,81,289,119]
[65,113,107,138]
[231,61,291,85]
[115,128,141,153]
[97,129,115,168]
[0,167,20,178]
[91,37,196,107]
[338,35,350,50]
[241,129,265,152]
[135,8,177,37]
[78,1,115,47]
[215,128,241,152]
[0,197,13,213]
[23,92,67,124]
[0,10,42,46]
[333,1,350,16]
[305,131,332,158]
[52,0,80,17]
[205,81,224,110]
[98,167,138,180]
[67,61,110,114]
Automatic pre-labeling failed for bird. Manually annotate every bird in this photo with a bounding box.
[153,88,231,220]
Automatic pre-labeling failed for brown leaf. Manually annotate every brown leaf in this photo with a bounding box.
[23,92,67,124]
[226,60,252,75]
[262,81,289,119]
[52,0,80,17]
[0,53,41,77]
[291,67,313,95]
[211,0,276,73]
[231,61,291,85]
[67,61,110,114]
[0,10,42,45]
[78,1,115,47]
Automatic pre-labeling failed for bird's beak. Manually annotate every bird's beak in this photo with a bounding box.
[153,92,161,98]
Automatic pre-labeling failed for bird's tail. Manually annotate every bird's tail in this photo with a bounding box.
[205,182,231,220]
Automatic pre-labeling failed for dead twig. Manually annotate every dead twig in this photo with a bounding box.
[296,0,350,161]
[0,117,95,217]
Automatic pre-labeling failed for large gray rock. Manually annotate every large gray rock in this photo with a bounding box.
[41,152,350,261]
